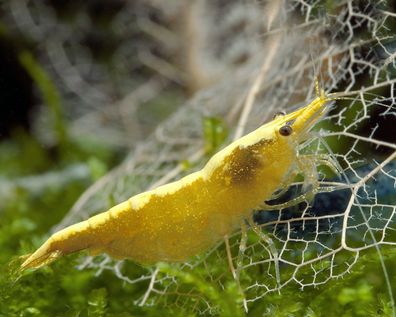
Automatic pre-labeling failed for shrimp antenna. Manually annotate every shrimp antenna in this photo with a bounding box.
[309,43,325,100]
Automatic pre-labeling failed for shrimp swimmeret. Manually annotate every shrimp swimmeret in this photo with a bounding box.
[21,89,331,270]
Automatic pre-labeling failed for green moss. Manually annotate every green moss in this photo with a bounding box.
[1,106,395,317]
[203,117,228,156]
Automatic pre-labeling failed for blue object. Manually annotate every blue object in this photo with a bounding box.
[253,161,396,240]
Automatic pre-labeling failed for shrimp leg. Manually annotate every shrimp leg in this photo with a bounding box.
[246,217,281,291]
[235,221,248,312]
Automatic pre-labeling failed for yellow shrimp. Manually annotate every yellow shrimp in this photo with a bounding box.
[21,89,330,270]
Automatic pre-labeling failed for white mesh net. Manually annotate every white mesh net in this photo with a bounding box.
[6,0,396,313]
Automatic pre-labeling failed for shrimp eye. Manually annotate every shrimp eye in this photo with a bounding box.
[272,110,286,119]
[279,125,293,136]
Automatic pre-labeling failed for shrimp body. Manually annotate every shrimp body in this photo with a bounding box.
[21,93,328,269]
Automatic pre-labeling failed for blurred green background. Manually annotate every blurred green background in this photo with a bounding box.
[0,1,396,316]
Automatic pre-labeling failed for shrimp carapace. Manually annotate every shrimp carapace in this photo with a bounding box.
[21,92,329,270]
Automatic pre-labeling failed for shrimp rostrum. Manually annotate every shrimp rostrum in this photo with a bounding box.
[21,90,331,270]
